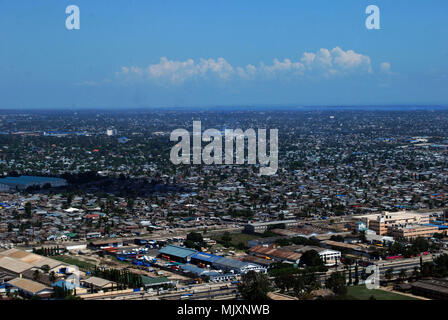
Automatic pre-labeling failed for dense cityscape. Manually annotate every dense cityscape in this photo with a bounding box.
[0,108,447,301]
[1,2,448,317]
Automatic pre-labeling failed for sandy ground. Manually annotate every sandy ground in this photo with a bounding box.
[379,286,431,300]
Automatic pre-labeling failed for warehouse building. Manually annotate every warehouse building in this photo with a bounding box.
[411,278,448,300]
[212,257,266,274]
[0,256,33,276]
[241,255,275,268]
[158,245,197,263]
[81,276,117,292]
[249,245,302,264]
[190,252,222,268]
[0,248,67,274]
[7,277,53,298]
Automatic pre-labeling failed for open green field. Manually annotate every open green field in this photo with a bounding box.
[53,255,96,271]
[346,285,419,300]
[211,232,260,247]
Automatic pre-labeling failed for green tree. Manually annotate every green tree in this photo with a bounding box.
[41,264,50,273]
[221,232,232,248]
[354,261,360,285]
[238,271,271,300]
[300,250,324,268]
[274,273,295,292]
[24,202,32,218]
[325,272,347,296]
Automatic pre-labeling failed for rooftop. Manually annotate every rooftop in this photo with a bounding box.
[159,245,198,259]
[7,277,52,294]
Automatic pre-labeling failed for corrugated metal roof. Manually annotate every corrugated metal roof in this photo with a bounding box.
[180,264,208,275]
[213,257,249,269]
[159,245,197,258]
[0,256,33,273]
[7,277,52,294]
[82,276,114,287]
[141,276,171,286]
[191,252,221,263]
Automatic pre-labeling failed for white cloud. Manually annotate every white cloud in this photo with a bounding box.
[88,47,381,86]
[331,47,372,73]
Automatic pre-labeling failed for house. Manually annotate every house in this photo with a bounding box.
[411,278,448,300]
[80,276,116,292]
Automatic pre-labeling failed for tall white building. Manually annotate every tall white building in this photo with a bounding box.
[106,129,117,136]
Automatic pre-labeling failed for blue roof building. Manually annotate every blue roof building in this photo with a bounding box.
[52,280,83,290]
[191,252,222,265]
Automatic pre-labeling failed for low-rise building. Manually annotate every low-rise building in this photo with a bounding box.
[212,257,266,274]
[248,245,301,264]
[7,277,53,298]
[350,211,431,235]
[158,245,197,263]
[411,278,448,299]
[244,220,299,234]
[388,224,439,240]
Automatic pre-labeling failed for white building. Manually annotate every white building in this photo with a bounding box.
[317,249,342,266]
[294,246,342,266]
[106,129,118,136]
[212,257,267,274]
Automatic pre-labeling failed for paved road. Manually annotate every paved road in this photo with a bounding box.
[83,283,238,300]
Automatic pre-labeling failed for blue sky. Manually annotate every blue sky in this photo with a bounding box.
[0,0,447,109]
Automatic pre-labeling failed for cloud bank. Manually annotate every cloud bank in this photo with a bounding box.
[82,47,389,86]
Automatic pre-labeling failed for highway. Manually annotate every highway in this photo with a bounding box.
[83,283,239,300]
[84,255,436,300]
